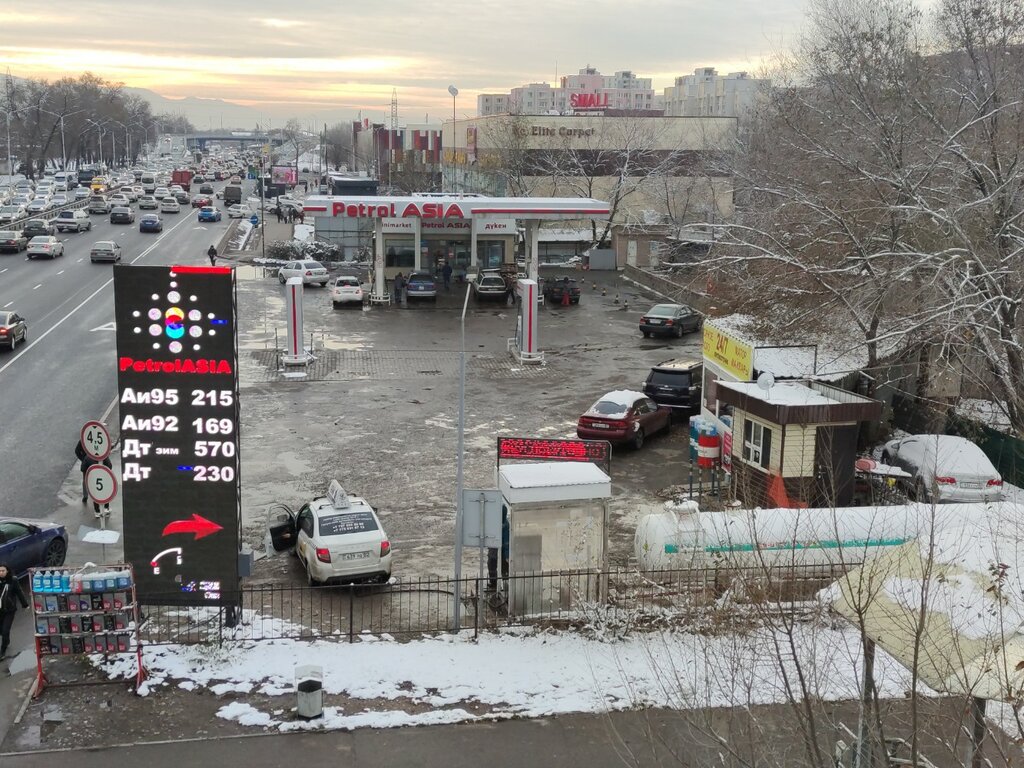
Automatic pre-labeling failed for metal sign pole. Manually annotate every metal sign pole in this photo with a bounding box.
[453,283,471,630]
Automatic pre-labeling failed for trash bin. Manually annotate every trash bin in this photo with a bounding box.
[295,664,323,719]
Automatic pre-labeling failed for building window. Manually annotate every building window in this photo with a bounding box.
[477,240,505,269]
[742,419,772,469]
[384,237,415,268]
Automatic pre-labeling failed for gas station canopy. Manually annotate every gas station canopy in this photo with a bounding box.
[302,195,611,222]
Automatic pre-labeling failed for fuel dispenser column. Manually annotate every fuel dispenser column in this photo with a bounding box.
[283,277,312,365]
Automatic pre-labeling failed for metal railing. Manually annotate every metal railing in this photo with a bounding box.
[136,562,857,645]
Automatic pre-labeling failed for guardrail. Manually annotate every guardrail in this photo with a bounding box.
[0,196,91,232]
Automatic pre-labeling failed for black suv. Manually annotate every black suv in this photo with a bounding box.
[643,358,703,416]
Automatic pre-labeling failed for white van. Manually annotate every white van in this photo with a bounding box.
[140,171,157,194]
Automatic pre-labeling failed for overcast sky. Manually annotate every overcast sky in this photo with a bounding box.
[1,0,806,124]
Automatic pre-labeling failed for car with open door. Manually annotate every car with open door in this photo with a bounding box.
[267,480,392,586]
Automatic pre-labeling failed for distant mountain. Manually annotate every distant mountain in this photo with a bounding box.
[123,87,264,131]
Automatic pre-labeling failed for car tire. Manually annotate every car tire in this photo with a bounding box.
[914,478,929,503]
[642,331,650,338]
[320,282,328,287]
[279,275,287,284]
[880,451,891,464]
[633,429,645,451]
[675,325,683,339]
[307,568,321,587]
[43,539,67,567]
[332,302,341,309]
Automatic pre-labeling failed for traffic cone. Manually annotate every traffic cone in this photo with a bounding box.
[613,293,620,304]
[602,287,607,296]
[592,282,597,290]
[623,298,629,310]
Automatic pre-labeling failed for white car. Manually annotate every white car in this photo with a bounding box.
[154,187,170,200]
[159,197,180,214]
[268,481,393,586]
[278,260,328,286]
[50,194,69,206]
[108,194,131,208]
[227,204,253,219]
[881,434,1003,503]
[330,275,365,307]
[26,236,65,259]
[74,187,91,199]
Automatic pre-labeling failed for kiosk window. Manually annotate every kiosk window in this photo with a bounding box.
[742,419,772,469]
[478,240,505,269]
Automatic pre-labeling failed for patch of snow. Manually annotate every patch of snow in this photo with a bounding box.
[217,702,274,727]
[717,381,839,407]
[586,389,645,417]
[885,573,1024,641]
[293,223,315,243]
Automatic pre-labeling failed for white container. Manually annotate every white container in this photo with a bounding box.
[295,664,323,719]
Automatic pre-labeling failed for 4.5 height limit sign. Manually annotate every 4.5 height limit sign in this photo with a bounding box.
[112,265,241,606]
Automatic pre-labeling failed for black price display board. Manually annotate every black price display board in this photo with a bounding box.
[113,265,240,605]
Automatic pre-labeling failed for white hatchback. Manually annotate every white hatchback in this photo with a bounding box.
[268,481,393,585]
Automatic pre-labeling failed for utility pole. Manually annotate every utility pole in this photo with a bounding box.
[389,88,398,192]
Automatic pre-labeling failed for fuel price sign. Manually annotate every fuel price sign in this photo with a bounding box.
[113,265,240,606]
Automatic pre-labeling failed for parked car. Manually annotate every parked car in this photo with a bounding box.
[278,260,329,286]
[576,390,671,450]
[110,206,135,224]
[197,206,221,222]
[139,214,163,233]
[267,482,392,585]
[881,434,1003,503]
[26,236,65,259]
[639,304,703,338]
[642,358,703,416]
[159,197,180,214]
[0,311,27,350]
[406,271,437,301]
[330,275,364,308]
[0,230,28,253]
[0,517,69,576]
[90,241,122,263]
[55,209,92,233]
[471,271,509,302]
[542,276,581,305]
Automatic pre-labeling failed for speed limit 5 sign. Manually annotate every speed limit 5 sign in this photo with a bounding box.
[85,464,118,505]
[81,421,112,462]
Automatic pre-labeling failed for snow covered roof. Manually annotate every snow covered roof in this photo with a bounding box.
[717,381,840,407]
[499,462,612,504]
[585,390,646,419]
[821,500,1024,700]
[709,313,875,382]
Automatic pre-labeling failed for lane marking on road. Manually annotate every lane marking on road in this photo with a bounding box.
[0,212,195,379]
[32,284,42,290]
[2,302,11,308]
[76,258,83,262]
[0,268,7,274]
[57,270,64,275]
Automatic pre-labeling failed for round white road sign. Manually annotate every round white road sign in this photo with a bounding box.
[80,421,112,462]
[85,464,118,505]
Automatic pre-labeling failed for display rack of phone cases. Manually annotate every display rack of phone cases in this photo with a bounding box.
[29,563,146,695]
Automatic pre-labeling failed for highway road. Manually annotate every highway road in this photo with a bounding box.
[0,181,244,519]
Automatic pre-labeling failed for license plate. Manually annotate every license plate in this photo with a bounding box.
[590,423,610,429]
[649,319,663,324]
[959,482,980,489]
[340,552,369,560]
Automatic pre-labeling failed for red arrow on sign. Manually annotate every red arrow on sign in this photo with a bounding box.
[161,514,223,540]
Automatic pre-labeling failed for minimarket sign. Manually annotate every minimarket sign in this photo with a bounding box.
[702,324,753,381]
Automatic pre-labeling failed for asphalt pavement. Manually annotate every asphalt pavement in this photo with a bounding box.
[0,184,238,521]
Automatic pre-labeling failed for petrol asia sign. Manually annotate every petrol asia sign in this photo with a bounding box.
[332,201,466,219]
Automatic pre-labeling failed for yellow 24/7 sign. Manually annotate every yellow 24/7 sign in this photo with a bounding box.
[702,325,754,380]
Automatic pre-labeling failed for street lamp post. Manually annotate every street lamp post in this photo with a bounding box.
[447,85,458,193]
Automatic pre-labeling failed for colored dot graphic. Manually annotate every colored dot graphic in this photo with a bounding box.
[130,274,227,353]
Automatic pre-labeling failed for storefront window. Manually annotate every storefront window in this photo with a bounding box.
[477,240,505,269]
[384,237,415,268]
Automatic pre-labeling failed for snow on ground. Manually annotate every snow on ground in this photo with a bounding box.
[293,223,314,242]
[94,622,921,733]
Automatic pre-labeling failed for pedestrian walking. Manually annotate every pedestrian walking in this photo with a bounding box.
[0,564,29,661]
[442,261,452,291]
[75,438,91,504]
[208,245,217,266]
[276,207,283,223]
[298,209,305,224]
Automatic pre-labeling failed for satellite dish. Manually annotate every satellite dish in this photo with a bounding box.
[756,371,775,391]
[448,85,459,97]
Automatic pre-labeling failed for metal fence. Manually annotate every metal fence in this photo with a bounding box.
[137,562,857,645]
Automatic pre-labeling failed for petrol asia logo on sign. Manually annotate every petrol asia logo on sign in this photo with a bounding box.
[332,201,466,219]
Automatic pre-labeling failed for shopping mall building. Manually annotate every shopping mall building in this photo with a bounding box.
[442,114,736,262]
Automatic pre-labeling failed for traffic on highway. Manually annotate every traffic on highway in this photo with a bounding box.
[0,150,255,538]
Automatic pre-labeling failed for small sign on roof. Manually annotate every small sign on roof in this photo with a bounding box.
[327,479,350,509]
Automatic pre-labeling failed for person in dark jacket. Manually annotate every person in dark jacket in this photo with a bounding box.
[0,563,29,660]
[75,439,112,517]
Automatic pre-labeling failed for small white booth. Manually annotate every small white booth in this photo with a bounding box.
[498,462,612,616]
